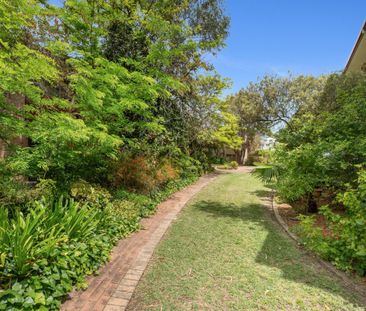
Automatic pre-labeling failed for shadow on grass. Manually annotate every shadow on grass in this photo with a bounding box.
[195,200,265,223]
[194,198,365,308]
[250,189,273,198]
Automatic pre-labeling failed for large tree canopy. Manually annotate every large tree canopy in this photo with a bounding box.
[226,74,326,164]
[0,0,239,185]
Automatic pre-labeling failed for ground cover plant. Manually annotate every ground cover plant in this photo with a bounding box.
[0,175,199,310]
[127,172,365,310]
[0,197,133,310]
[216,160,239,170]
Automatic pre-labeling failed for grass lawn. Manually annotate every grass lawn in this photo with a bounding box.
[127,172,365,310]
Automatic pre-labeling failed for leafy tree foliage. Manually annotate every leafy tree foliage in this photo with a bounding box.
[0,0,239,187]
[0,0,241,308]
[227,74,325,164]
[274,73,366,203]
[262,72,366,275]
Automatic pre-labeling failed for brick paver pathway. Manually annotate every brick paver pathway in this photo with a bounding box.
[61,174,217,311]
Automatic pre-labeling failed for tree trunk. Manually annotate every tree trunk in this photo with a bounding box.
[307,193,318,213]
[238,134,250,165]
[242,144,249,164]
[1,94,28,159]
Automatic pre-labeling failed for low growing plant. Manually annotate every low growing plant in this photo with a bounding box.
[0,196,140,310]
[70,180,111,209]
[229,161,239,169]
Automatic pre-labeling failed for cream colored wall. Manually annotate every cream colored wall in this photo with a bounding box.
[345,23,366,73]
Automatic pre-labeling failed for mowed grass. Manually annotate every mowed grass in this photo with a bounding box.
[127,172,365,310]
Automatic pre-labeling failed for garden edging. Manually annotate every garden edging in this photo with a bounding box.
[269,194,366,301]
[61,173,218,311]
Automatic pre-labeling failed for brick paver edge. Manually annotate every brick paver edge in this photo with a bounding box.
[61,173,218,311]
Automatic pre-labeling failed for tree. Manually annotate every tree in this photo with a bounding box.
[1,0,234,185]
[101,0,232,156]
[273,72,366,210]
[227,89,266,164]
[228,74,327,164]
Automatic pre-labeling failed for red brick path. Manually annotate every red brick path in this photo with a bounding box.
[61,174,217,311]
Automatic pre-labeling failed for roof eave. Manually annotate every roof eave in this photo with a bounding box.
[344,21,366,73]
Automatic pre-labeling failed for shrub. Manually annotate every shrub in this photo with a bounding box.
[217,161,238,170]
[155,160,178,186]
[112,155,182,194]
[173,153,203,178]
[273,73,366,203]
[0,198,99,279]
[257,150,272,164]
[70,180,111,209]
[293,214,332,260]
[0,175,57,211]
[324,171,366,275]
[112,155,157,193]
[113,189,155,217]
[296,170,366,276]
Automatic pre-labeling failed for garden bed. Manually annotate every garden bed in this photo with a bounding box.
[275,200,366,288]
[0,176,199,311]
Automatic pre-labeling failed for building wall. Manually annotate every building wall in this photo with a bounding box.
[259,137,276,150]
[345,22,366,73]
[0,94,28,158]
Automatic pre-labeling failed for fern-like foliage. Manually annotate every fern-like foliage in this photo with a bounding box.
[252,165,280,184]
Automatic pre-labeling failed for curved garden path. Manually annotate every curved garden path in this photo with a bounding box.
[63,168,366,310]
[62,173,218,311]
[128,169,365,310]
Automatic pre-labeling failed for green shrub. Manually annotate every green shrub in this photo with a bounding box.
[295,170,366,276]
[47,197,100,240]
[113,189,155,216]
[173,153,203,178]
[293,215,332,259]
[257,150,273,165]
[70,180,111,209]
[273,73,366,203]
[0,207,62,278]
[0,198,99,279]
[217,161,238,170]
[324,171,366,275]
[0,176,57,211]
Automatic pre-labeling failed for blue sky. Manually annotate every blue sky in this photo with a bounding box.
[209,0,366,94]
[50,0,365,95]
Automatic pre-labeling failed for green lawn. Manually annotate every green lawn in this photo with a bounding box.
[128,172,365,310]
